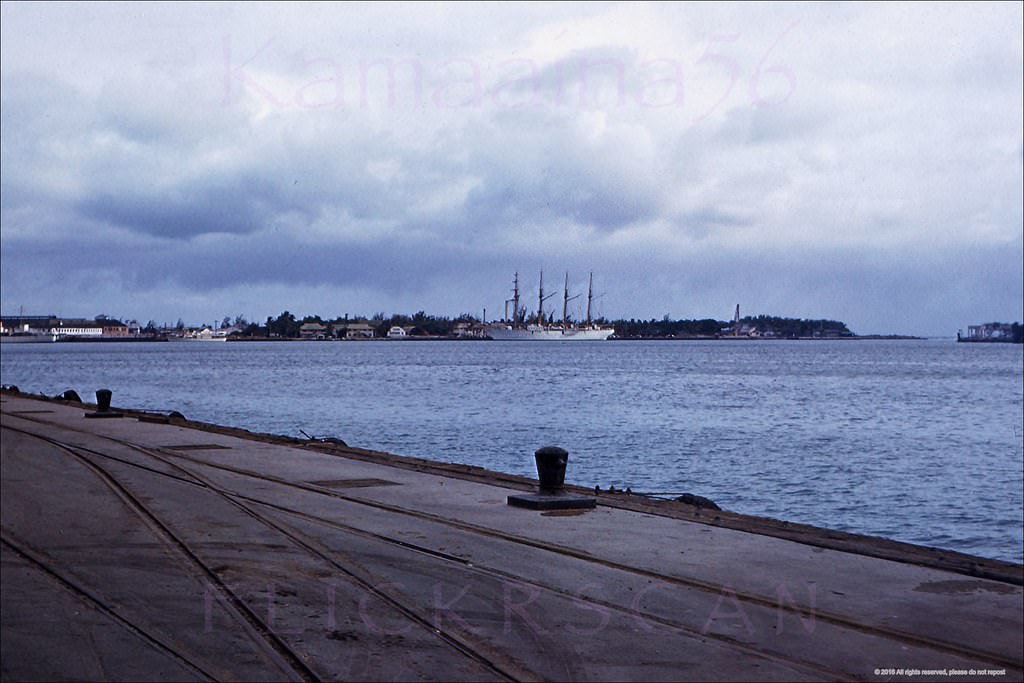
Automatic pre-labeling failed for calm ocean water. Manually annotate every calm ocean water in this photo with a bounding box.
[2,339,1022,563]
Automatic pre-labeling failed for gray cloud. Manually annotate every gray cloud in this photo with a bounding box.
[77,176,294,238]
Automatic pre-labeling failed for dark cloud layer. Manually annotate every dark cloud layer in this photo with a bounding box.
[78,177,294,238]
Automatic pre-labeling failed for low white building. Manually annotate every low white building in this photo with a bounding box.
[0,316,54,338]
[50,322,103,339]
[966,323,1013,340]
[300,322,329,340]
[452,322,487,338]
[344,323,376,339]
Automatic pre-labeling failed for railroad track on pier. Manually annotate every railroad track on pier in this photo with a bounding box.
[3,410,1022,679]
[0,531,218,682]
[1,425,326,683]
[1,420,526,682]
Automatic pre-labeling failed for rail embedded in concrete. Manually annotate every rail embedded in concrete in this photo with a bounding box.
[2,388,1022,682]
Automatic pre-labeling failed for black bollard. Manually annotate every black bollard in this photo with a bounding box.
[507,445,595,511]
[96,389,112,412]
[534,446,568,492]
[60,390,82,403]
[85,388,123,419]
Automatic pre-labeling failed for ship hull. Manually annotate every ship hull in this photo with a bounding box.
[486,325,613,341]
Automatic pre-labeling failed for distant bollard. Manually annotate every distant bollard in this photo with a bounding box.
[95,389,112,412]
[60,390,82,403]
[534,446,568,492]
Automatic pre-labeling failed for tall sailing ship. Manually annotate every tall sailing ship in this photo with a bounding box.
[485,272,614,341]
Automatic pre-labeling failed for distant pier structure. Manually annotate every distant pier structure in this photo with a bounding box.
[958,322,1023,343]
[0,315,55,335]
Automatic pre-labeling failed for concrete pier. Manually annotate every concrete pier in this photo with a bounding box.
[2,391,1022,682]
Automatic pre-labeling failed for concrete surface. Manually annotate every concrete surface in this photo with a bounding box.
[2,391,1022,682]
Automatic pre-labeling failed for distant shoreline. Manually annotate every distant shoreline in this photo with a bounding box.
[0,333,938,344]
[223,334,931,342]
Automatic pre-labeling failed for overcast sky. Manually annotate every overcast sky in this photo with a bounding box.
[1,2,1021,335]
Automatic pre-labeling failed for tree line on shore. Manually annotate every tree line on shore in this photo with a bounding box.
[252,311,473,338]
[615,314,853,338]
[168,310,857,339]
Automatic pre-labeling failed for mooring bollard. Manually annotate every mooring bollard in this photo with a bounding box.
[95,389,112,412]
[534,446,568,492]
[85,389,123,419]
[507,445,595,511]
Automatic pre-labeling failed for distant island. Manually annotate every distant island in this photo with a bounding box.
[612,314,861,340]
[1,311,929,342]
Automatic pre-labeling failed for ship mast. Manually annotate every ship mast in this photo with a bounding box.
[586,272,594,326]
[512,272,520,324]
[538,271,545,325]
[537,270,556,325]
[563,272,580,326]
[563,272,569,326]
